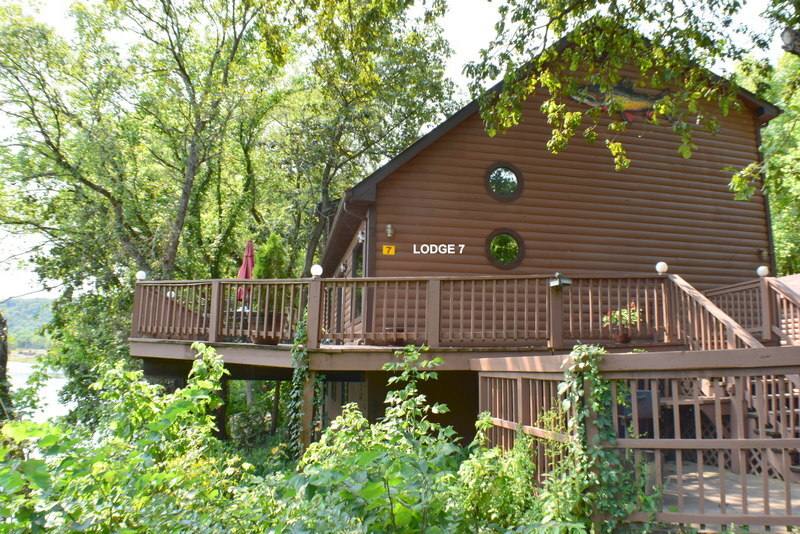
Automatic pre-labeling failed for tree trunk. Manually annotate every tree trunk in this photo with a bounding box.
[0,312,12,421]
[270,380,280,434]
[212,379,230,440]
[245,380,254,406]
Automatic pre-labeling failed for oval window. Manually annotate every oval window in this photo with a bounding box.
[486,229,524,269]
[486,164,522,201]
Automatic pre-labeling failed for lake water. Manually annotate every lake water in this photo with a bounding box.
[7,360,71,421]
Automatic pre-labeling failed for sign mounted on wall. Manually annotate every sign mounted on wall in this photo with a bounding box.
[570,79,669,123]
[382,245,396,255]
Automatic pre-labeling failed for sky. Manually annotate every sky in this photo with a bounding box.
[0,0,788,301]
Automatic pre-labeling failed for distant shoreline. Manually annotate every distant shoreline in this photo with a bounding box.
[7,349,46,363]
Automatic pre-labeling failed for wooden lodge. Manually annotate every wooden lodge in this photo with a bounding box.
[128,64,800,527]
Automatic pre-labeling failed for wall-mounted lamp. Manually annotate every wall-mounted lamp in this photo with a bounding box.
[757,265,769,277]
[340,263,347,273]
[357,230,365,243]
[549,272,572,289]
[166,290,176,299]
[385,224,394,238]
[655,261,669,274]
[135,271,147,281]
[310,264,323,278]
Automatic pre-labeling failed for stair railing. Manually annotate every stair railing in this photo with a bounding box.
[667,274,764,350]
[767,278,800,346]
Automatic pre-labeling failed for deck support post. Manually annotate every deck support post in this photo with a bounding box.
[301,370,316,452]
[307,278,322,350]
[209,280,221,343]
[426,279,441,348]
[760,276,774,343]
[548,285,564,350]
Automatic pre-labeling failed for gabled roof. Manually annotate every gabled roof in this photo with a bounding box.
[320,44,782,276]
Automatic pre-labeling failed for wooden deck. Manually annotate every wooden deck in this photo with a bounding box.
[130,273,767,363]
[474,346,800,527]
[128,272,800,527]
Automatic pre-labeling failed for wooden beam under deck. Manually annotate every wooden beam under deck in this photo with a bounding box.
[471,345,800,375]
[130,338,295,368]
[131,338,688,373]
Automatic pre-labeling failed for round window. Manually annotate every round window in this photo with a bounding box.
[486,229,524,269]
[486,163,522,201]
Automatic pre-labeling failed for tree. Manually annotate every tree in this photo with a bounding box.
[0,311,10,420]
[742,53,800,274]
[465,2,799,193]
[270,0,455,274]
[0,0,290,423]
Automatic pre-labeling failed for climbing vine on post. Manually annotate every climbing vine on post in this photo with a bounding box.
[287,312,309,459]
[555,344,652,531]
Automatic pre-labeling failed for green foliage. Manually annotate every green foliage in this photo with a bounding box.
[0,342,574,533]
[0,342,238,533]
[286,312,310,458]
[466,3,786,180]
[547,344,654,531]
[601,301,641,328]
[737,53,800,274]
[0,299,52,350]
[253,233,289,279]
[42,290,135,426]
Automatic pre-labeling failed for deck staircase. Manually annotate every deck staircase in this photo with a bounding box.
[706,276,800,482]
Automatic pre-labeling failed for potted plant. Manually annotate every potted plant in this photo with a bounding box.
[602,301,640,343]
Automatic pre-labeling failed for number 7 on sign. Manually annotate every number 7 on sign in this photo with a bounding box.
[382,245,396,255]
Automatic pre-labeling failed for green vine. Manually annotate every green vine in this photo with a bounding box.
[549,344,654,531]
[286,312,309,459]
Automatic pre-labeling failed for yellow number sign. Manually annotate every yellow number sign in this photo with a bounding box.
[382,245,396,255]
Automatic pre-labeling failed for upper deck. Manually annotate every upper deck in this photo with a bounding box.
[129,272,799,371]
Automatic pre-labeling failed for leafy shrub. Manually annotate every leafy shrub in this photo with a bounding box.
[0,343,584,533]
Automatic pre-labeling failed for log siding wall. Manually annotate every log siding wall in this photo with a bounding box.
[371,82,770,290]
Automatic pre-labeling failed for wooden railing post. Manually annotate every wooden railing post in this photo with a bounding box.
[131,283,143,338]
[661,276,674,343]
[306,278,322,350]
[208,280,221,343]
[760,277,775,343]
[426,279,441,348]
[548,282,564,349]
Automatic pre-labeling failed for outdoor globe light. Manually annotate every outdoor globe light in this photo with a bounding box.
[310,264,323,278]
[655,261,669,274]
[757,265,769,277]
[135,270,147,281]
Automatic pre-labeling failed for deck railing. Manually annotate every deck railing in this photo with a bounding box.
[474,346,800,527]
[131,273,762,350]
[708,277,800,346]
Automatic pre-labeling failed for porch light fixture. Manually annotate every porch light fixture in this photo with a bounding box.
[549,272,572,289]
[385,224,394,238]
[757,265,769,277]
[655,261,669,274]
[310,264,323,278]
[135,271,147,281]
[166,290,176,299]
[357,230,365,243]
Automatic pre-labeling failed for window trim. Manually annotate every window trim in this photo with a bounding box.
[485,228,525,269]
[485,162,523,201]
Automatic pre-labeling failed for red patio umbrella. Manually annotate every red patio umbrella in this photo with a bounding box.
[236,240,255,302]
